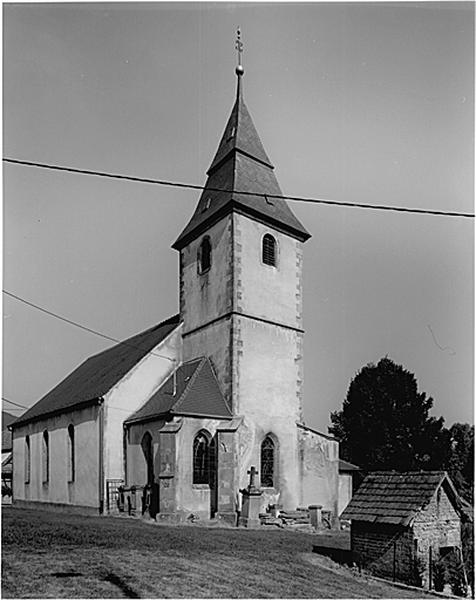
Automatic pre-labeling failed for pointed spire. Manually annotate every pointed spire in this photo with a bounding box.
[172,32,311,251]
[206,29,272,176]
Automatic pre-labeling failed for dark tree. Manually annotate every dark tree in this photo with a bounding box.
[329,357,451,471]
[446,423,474,503]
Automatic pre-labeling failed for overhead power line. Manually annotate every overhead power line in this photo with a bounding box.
[3,290,176,364]
[3,157,474,219]
[2,397,28,409]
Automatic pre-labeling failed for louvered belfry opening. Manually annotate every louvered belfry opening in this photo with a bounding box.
[262,234,277,267]
[198,236,212,273]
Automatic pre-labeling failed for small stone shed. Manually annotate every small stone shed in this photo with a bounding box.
[341,471,465,588]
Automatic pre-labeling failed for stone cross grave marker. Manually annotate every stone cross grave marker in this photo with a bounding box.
[247,466,258,491]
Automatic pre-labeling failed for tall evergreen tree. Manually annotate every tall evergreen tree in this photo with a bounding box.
[447,422,474,503]
[329,357,451,471]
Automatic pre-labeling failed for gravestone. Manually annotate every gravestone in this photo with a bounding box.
[239,466,263,528]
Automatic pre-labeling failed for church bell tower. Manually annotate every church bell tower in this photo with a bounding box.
[172,33,311,508]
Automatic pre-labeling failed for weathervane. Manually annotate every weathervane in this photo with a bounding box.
[235,27,244,76]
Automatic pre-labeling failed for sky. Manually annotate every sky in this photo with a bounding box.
[3,1,474,432]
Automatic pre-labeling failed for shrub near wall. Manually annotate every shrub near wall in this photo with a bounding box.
[461,521,474,596]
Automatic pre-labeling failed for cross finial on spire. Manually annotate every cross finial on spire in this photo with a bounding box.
[235,27,244,76]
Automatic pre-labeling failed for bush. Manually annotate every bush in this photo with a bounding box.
[461,521,474,596]
[448,564,468,598]
[2,484,12,497]
[443,549,468,598]
[432,559,447,592]
[410,555,426,588]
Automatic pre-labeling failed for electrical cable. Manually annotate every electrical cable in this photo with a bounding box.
[2,397,28,409]
[4,158,473,219]
[3,290,176,364]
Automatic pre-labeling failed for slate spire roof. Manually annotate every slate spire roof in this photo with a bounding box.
[173,68,310,249]
[341,471,464,526]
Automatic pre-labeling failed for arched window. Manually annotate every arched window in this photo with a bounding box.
[209,436,217,490]
[262,234,277,267]
[141,432,154,486]
[67,425,75,482]
[25,436,30,484]
[42,430,49,483]
[193,431,211,484]
[198,236,212,274]
[261,435,276,487]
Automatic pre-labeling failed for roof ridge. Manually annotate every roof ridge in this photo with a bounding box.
[12,314,181,428]
[87,313,181,361]
[368,470,446,476]
[171,357,206,413]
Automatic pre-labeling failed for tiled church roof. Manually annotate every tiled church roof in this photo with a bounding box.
[11,315,180,427]
[173,74,310,249]
[125,357,232,424]
[341,471,463,526]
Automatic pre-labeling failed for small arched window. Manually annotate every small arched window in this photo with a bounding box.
[42,430,49,484]
[141,432,154,486]
[261,435,276,487]
[198,236,212,274]
[262,234,277,267]
[67,425,75,482]
[193,431,212,484]
[25,436,30,484]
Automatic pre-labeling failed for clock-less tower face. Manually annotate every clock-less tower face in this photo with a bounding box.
[173,67,310,508]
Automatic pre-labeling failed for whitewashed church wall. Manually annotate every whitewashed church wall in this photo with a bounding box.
[103,324,182,488]
[12,404,99,510]
[234,317,302,510]
[338,472,353,515]
[298,427,339,515]
[180,215,233,334]
[126,418,166,487]
[233,213,303,330]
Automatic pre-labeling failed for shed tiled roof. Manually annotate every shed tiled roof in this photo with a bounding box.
[12,315,180,428]
[341,471,462,526]
[125,357,232,424]
[173,75,310,249]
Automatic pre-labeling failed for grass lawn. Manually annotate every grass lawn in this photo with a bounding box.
[2,506,436,599]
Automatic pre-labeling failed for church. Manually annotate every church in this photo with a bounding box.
[11,51,340,524]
